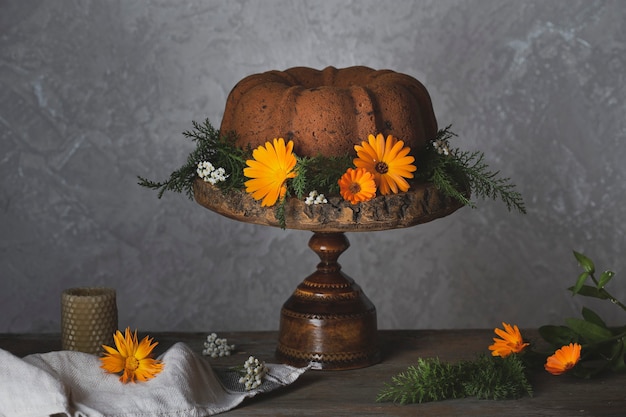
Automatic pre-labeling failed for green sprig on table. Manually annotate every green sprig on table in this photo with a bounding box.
[378,251,626,404]
[539,251,626,378]
[376,354,532,404]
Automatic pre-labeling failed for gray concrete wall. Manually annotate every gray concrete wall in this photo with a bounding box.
[2,0,625,333]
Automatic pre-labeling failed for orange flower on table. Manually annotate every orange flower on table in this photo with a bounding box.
[338,167,377,204]
[354,133,417,195]
[100,327,164,383]
[488,322,529,358]
[243,138,297,207]
[545,343,582,375]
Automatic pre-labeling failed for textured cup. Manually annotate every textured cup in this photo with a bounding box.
[61,287,118,355]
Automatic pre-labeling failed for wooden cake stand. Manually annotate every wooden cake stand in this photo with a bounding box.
[193,178,465,370]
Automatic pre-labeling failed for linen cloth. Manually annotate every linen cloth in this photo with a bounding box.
[0,342,308,417]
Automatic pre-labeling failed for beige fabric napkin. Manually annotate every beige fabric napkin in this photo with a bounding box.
[0,342,307,417]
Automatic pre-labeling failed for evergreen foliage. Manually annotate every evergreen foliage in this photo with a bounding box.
[138,120,526,223]
[376,354,532,404]
[137,120,248,199]
[417,126,526,214]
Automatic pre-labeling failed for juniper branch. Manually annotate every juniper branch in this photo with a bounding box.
[137,119,248,198]
[376,355,532,404]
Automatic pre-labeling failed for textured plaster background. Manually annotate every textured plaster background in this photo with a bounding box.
[1,1,625,333]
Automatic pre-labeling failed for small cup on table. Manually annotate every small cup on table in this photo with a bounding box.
[61,287,118,355]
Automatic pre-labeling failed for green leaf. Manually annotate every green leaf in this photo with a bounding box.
[573,251,595,274]
[564,318,613,343]
[568,284,609,300]
[574,338,626,378]
[581,306,607,329]
[572,271,589,295]
[598,270,615,289]
[608,339,626,372]
[538,325,578,347]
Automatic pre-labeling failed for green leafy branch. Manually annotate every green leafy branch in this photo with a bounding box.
[137,120,248,199]
[539,251,626,377]
[376,354,532,404]
[138,120,526,228]
[275,155,352,229]
[418,126,526,214]
[290,155,353,199]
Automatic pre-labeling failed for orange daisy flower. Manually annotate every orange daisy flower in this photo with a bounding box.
[354,133,417,195]
[545,343,582,375]
[488,322,530,358]
[243,138,297,207]
[100,327,164,383]
[338,167,377,204]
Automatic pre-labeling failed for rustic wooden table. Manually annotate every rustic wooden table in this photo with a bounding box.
[1,330,625,416]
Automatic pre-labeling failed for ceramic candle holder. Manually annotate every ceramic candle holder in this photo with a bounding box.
[61,287,118,354]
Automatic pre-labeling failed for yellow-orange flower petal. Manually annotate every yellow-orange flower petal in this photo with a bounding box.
[100,327,164,384]
[354,133,417,195]
[488,322,529,358]
[545,343,582,375]
[243,138,297,207]
[338,167,377,204]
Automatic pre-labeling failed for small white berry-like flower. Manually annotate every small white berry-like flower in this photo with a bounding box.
[304,190,327,205]
[197,161,229,184]
[432,139,451,156]
[315,194,328,204]
[202,332,235,357]
[238,355,268,390]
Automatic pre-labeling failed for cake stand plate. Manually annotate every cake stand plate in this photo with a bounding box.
[194,178,465,370]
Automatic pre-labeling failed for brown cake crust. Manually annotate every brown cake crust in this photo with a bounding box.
[219,66,438,157]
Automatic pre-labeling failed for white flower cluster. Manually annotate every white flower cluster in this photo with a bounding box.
[432,139,451,156]
[202,333,235,358]
[238,356,268,390]
[304,190,328,206]
[197,161,228,185]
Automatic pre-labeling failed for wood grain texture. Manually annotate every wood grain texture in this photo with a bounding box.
[2,330,625,416]
[193,178,465,232]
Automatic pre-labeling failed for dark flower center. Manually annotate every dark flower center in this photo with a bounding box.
[349,183,362,194]
[375,162,389,174]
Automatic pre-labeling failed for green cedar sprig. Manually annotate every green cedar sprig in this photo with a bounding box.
[376,354,532,404]
[137,120,248,199]
[418,126,526,213]
[290,155,353,199]
[138,120,526,220]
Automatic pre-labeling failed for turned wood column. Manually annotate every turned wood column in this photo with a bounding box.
[276,232,380,370]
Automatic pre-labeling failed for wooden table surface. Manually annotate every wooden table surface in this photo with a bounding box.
[2,329,625,416]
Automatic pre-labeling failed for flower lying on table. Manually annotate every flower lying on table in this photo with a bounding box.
[100,327,164,383]
[377,251,626,404]
[545,343,582,375]
[488,322,529,358]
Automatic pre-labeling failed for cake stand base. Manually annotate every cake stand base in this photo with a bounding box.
[192,179,467,369]
[276,232,380,370]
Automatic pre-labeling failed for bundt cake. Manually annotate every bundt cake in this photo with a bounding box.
[220,66,438,158]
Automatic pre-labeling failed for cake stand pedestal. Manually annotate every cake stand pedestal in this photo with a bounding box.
[276,231,378,370]
[193,178,465,370]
